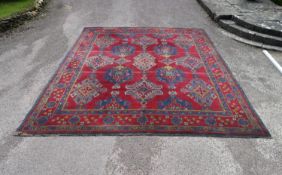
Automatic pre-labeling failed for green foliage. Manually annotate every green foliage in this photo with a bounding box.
[0,0,35,19]
[272,0,282,5]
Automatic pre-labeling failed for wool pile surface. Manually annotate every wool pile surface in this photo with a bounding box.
[17,27,270,137]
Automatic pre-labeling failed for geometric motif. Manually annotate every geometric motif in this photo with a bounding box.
[133,52,156,71]
[160,58,175,65]
[181,78,217,108]
[70,74,107,106]
[132,35,157,48]
[154,42,177,57]
[94,34,116,48]
[125,76,163,106]
[86,55,114,70]
[115,57,131,65]
[176,55,203,72]
[174,34,193,49]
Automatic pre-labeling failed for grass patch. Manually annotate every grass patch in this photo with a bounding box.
[272,0,282,5]
[0,0,35,20]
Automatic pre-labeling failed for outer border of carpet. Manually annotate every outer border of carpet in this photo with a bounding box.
[0,0,48,32]
[16,27,271,138]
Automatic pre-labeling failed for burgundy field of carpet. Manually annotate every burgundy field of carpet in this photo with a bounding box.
[17,27,270,137]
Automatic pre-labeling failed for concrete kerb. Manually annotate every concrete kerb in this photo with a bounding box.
[196,0,282,50]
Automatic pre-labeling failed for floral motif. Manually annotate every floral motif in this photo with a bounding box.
[154,42,177,57]
[105,66,133,88]
[156,66,184,89]
[112,44,135,57]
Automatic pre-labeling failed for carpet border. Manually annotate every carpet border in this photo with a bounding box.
[199,29,271,138]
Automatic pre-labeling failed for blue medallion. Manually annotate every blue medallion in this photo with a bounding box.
[156,66,184,89]
[154,43,177,57]
[105,66,133,88]
[112,44,136,57]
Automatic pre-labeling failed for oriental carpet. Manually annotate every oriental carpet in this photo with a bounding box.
[17,27,270,137]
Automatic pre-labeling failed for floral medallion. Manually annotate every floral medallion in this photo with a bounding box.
[156,66,184,89]
[154,42,177,57]
[105,65,133,88]
[112,43,136,57]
